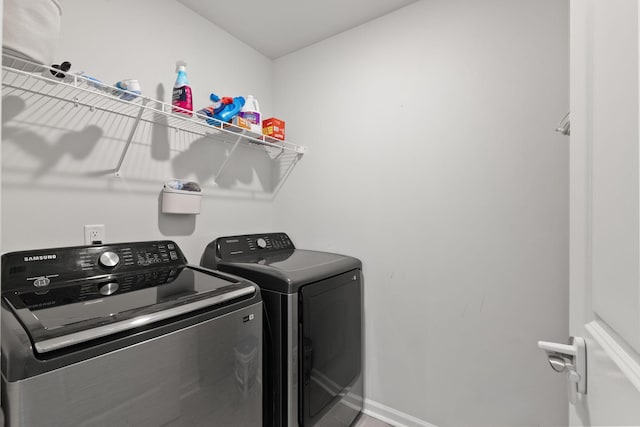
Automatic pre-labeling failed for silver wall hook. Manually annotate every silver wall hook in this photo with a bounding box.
[555,111,570,136]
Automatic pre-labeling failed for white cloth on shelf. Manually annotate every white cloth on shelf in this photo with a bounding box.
[2,0,62,68]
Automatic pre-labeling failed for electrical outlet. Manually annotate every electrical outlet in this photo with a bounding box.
[84,224,106,245]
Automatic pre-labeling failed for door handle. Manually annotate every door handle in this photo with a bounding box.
[538,336,587,404]
[303,337,313,386]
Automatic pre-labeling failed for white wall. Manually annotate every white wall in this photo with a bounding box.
[2,0,571,425]
[2,0,277,262]
[272,1,570,426]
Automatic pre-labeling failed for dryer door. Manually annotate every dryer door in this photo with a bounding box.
[299,269,362,426]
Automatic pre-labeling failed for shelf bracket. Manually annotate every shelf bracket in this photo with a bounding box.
[212,134,244,184]
[114,100,146,177]
[270,146,286,161]
[271,153,302,198]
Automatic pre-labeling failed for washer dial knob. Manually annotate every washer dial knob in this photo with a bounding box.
[99,251,120,268]
[100,282,119,296]
[256,238,267,249]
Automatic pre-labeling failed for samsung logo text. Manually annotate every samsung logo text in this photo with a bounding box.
[24,254,57,262]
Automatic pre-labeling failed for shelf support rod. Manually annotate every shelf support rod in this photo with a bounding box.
[271,147,286,161]
[212,134,244,184]
[114,100,146,177]
[271,153,302,199]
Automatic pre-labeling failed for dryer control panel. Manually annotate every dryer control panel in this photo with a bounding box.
[216,233,294,260]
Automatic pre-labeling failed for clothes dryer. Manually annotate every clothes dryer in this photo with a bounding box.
[202,232,363,427]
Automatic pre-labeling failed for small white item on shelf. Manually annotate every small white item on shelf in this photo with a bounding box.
[162,180,202,214]
[75,72,108,91]
[111,79,141,101]
[2,0,62,70]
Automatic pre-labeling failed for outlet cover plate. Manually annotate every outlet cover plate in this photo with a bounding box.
[84,224,105,245]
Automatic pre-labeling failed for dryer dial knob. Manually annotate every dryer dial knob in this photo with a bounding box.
[257,238,267,249]
[99,251,120,268]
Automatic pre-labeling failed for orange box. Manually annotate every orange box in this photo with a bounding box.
[262,117,285,140]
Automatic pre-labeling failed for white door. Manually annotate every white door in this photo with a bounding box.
[567,0,640,425]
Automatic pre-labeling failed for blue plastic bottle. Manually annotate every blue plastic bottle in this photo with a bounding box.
[217,97,245,123]
[198,94,245,127]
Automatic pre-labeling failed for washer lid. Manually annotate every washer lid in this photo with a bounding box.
[4,265,256,353]
[216,249,361,293]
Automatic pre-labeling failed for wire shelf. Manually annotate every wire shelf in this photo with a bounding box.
[2,54,305,193]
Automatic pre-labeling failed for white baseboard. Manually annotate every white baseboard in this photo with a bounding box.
[363,399,438,427]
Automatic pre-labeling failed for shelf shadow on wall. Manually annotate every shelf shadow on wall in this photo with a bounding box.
[2,95,103,178]
[171,135,274,192]
[3,92,293,197]
[151,83,170,161]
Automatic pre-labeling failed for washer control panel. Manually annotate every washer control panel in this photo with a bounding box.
[217,233,294,260]
[1,241,186,293]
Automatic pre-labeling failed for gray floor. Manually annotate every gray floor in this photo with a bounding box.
[353,414,393,427]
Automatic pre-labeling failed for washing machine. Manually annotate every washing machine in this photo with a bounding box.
[2,240,263,427]
[201,232,363,427]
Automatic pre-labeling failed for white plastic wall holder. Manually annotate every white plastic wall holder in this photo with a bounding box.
[162,185,202,215]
